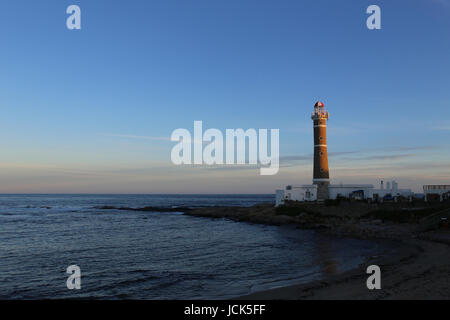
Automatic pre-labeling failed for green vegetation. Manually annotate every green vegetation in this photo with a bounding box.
[324,199,341,206]
[364,206,450,223]
[275,205,317,216]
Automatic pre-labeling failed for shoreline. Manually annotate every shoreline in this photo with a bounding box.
[184,203,450,299]
[94,201,450,299]
[238,238,419,299]
[239,235,450,300]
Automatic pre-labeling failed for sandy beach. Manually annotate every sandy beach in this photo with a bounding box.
[186,202,450,300]
[94,201,450,299]
[240,235,450,300]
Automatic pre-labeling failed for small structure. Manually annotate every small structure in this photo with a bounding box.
[328,184,374,200]
[424,185,450,202]
[372,180,414,200]
[275,184,374,206]
[275,185,317,207]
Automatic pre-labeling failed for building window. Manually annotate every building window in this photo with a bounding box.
[320,152,324,157]
[319,136,323,140]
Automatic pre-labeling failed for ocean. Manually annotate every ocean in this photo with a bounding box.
[0,194,389,299]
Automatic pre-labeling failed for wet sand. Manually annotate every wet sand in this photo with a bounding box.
[187,204,450,300]
[240,235,450,299]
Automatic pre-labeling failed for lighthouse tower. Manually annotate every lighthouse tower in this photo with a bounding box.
[311,101,330,200]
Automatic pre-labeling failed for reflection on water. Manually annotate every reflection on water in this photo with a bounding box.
[314,235,338,276]
[0,194,387,299]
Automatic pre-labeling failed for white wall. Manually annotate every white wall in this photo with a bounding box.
[275,189,285,207]
[328,185,374,200]
[276,185,318,205]
[373,188,414,198]
[423,185,450,201]
[286,185,317,202]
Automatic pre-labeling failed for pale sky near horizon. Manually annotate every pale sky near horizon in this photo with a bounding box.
[0,0,449,193]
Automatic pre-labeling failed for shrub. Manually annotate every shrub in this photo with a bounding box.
[275,205,317,216]
[364,206,448,223]
[325,199,341,206]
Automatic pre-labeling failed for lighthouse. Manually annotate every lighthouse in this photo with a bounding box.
[274,100,414,207]
[311,101,330,200]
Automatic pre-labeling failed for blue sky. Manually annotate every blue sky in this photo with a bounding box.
[0,0,449,193]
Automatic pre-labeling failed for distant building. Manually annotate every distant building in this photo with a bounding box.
[372,180,414,200]
[278,185,318,203]
[423,185,450,202]
[328,184,374,200]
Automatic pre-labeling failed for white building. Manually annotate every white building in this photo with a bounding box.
[424,185,450,202]
[372,180,414,200]
[276,183,373,206]
[328,184,374,200]
[276,185,318,205]
[275,180,415,206]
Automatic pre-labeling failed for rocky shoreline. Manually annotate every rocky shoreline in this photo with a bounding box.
[185,202,450,299]
[186,202,450,239]
[94,201,450,299]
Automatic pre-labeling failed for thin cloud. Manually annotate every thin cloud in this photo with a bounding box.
[279,155,311,168]
[433,126,450,131]
[98,133,171,141]
[380,146,441,152]
[280,155,312,162]
[358,154,416,161]
[328,151,359,157]
[431,0,450,8]
[98,133,205,144]
[328,145,440,157]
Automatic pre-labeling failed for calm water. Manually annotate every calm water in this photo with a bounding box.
[0,194,389,299]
